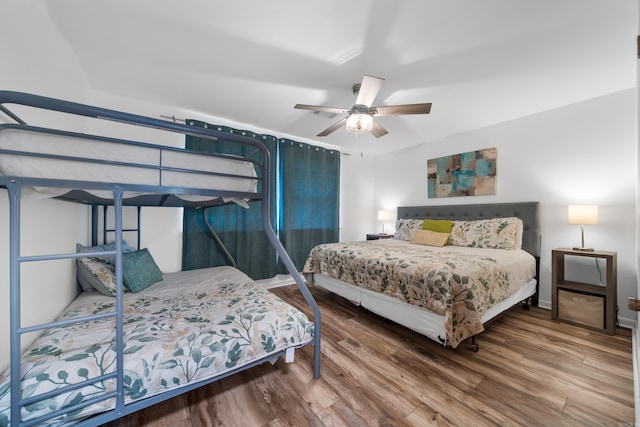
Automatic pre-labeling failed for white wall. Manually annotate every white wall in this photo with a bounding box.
[0,0,93,371]
[360,89,637,324]
[339,153,376,242]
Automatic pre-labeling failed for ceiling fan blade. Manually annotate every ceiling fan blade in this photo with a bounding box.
[317,117,348,137]
[373,103,432,116]
[355,75,385,107]
[294,104,350,114]
[370,120,389,138]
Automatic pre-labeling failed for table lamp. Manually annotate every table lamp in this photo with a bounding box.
[377,209,392,234]
[568,205,598,251]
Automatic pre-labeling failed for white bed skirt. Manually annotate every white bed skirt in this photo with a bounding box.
[311,273,537,344]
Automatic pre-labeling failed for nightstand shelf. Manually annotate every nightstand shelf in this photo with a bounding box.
[551,248,617,335]
[554,281,607,295]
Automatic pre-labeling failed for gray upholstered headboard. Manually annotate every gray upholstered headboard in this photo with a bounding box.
[397,202,541,258]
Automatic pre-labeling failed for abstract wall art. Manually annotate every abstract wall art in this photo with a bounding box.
[427,147,496,198]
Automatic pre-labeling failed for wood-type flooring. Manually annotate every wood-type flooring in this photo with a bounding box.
[104,284,635,427]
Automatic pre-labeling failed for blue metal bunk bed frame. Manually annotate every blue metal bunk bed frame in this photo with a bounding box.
[0,91,321,426]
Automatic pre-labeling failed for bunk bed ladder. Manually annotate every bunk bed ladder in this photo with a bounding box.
[7,181,128,426]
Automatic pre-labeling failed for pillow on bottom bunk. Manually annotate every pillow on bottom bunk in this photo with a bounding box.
[121,248,164,292]
[77,257,121,297]
[76,241,136,295]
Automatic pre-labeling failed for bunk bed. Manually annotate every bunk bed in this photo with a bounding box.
[304,202,540,350]
[0,91,321,426]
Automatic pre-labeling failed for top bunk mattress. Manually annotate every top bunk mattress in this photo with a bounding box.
[0,127,259,204]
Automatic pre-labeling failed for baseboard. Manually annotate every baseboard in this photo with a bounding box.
[537,299,551,310]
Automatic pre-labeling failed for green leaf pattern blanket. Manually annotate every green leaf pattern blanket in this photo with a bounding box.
[303,240,534,348]
[0,266,314,426]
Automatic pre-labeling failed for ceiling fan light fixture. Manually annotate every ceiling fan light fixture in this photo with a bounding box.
[346,113,373,134]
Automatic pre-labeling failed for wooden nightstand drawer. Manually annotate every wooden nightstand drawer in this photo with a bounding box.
[557,289,604,329]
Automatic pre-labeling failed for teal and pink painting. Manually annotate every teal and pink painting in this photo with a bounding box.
[427,147,496,198]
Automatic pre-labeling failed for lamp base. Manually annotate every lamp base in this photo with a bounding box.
[573,247,594,252]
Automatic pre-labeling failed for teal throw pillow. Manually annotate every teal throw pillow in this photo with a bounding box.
[121,248,164,293]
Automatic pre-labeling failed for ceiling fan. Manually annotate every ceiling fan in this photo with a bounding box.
[294,75,432,138]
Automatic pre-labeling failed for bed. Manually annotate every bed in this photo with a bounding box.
[304,202,540,349]
[0,91,321,426]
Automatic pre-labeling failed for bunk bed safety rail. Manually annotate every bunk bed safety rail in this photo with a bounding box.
[0,125,261,204]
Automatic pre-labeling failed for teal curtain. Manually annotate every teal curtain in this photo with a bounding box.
[182,121,278,279]
[182,121,340,279]
[277,139,340,272]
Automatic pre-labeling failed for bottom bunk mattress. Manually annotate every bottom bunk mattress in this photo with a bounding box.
[303,239,536,348]
[0,266,314,426]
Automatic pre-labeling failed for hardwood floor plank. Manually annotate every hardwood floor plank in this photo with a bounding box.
[102,394,192,427]
[293,346,412,426]
[582,351,633,379]
[105,285,635,427]
[321,338,422,417]
[405,403,455,427]
[563,393,634,427]
[386,349,522,427]
[317,398,406,427]
[187,368,276,427]
[249,365,326,427]
[473,377,577,427]
[277,354,341,414]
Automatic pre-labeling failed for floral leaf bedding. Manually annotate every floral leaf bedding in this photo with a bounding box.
[0,266,314,426]
[303,239,535,348]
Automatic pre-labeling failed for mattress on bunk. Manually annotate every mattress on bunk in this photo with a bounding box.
[0,266,314,426]
[303,239,535,348]
[0,128,258,203]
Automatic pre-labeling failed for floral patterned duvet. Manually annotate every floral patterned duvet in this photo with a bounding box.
[0,266,314,426]
[303,239,535,348]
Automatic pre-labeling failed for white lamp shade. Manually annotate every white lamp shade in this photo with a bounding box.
[346,114,373,134]
[377,209,392,221]
[568,205,598,225]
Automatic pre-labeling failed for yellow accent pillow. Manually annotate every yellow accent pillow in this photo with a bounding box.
[410,229,450,247]
[422,219,453,233]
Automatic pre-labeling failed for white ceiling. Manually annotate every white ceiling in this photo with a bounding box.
[47,0,636,156]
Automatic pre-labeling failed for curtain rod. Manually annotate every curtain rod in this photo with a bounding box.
[160,115,186,123]
[162,114,350,155]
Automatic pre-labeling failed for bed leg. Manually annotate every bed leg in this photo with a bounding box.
[470,336,479,352]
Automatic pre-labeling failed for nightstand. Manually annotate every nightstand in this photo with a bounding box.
[366,233,394,240]
[551,248,617,334]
